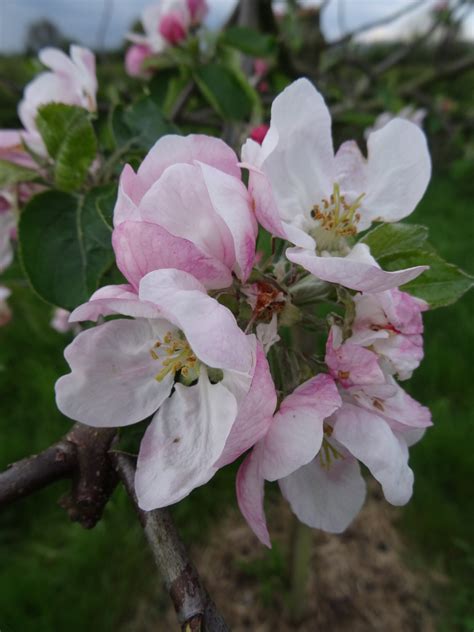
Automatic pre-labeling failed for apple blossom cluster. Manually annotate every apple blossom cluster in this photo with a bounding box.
[125,0,208,78]
[54,78,433,546]
[0,45,98,325]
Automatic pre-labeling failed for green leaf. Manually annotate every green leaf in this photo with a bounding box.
[35,103,97,192]
[19,187,115,310]
[0,159,38,188]
[379,249,474,309]
[194,63,254,120]
[111,97,178,150]
[221,27,276,57]
[359,222,430,259]
[360,223,473,308]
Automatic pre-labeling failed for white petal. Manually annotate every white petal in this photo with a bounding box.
[262,78,335,222]
[135,370,238,509]
[55,319,175,427]
[361,118,431,226]
[286,244,428,293]
[279,455,366,533]
[332,403,414,505]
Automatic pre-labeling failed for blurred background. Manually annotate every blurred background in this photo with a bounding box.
[0,0,473,630]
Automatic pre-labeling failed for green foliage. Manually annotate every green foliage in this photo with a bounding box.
[360,222,474,308]
[111,96,178,151]
[35,104,97,191]
[360,222,430,259]
[221,26,276,58]
[194,62,254,120]
[0,159,38,188]
[19,187,115,310]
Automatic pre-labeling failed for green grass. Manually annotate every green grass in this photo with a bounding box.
[401,161,474,631]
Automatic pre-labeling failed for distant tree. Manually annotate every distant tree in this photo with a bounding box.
[26,19,68,54]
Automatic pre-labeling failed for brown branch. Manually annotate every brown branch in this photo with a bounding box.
[112,453,229,632]
[0,423,117,528]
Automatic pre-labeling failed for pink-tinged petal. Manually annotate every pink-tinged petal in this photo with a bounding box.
[135,370,238,510]
[70,45,96,80]
[55,318,175,427]
[279,454,366,533]
[236,448,271,547]
[38,47,76,75]
[260,374,341,481]
[216,342,277,468]
[0,130,22,150]
[139,269,254,373]
[361,118,431,226]
[139,163,235,268]
[286,243,428,293]
[335,140,368,201]
[373,334,424,380]
[393,427,426,447]
[352,378,432,429]
[198,161,257,281]
[332,403,414,505]
[113,221,233,290]
[325,326,385,387]
[113,164,147,226]
[69,284,161,322]
[261,78,334,223]
[137,134,241,187]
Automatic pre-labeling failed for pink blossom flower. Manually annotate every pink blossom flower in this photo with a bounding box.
[112,134,257,290]
[0,286,12,326]
[125,44,153,78]
[348,288,428,380]
[242,78,431,293]
[237,325,431,546]
[56,269,272,510]
[127,0,208,56]
[19,46,97,140]
[324,326,431,502]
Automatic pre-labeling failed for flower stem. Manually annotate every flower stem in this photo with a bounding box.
[288,515,312,623]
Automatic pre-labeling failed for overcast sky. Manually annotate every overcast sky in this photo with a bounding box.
[0,0,472,53]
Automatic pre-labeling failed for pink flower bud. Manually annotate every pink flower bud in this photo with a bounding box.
[187,0,208,24]
[254,58,269,77]
[250,124,270,145]
[125,44,153,78]
[159,11,188,45]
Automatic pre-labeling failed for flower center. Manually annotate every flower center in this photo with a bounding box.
[319,424,343,469]
[310,183,364,249]
[150,331,199,382]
